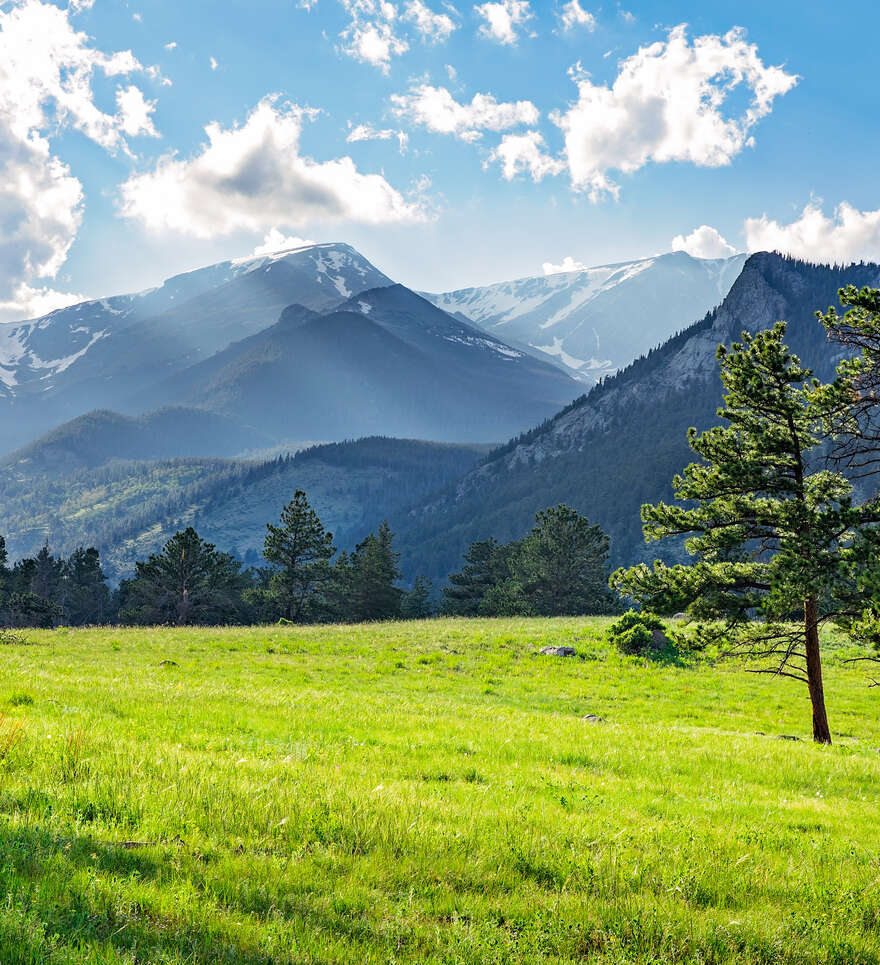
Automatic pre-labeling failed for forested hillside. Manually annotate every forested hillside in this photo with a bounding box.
[392,253,880,582]
[0,437,487,580]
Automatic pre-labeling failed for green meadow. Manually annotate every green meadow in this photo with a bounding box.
[0,618,878,963]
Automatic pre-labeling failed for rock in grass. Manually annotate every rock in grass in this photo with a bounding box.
[539,646,576,657]
[582,714,604,724]
[650,628,671,650]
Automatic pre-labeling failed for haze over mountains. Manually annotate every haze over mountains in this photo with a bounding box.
[0,242,579,454]
[2,241,874,586]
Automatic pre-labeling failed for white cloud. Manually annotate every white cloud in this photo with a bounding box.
[116,84,158,137]
[347,122,396,142]
[0,0,157,321]
[445,63,457,80]
[474,0,532,45]
[391,84,538,141]
[0,282,86,322]
[132,12,142,22]
[251,229,316,257]
[559,1,595,31]
[542,255,586,275]
[619,10,635,23]
[209,56,219,70]
[551,24,798,200]
[120,98,426,237]
[744,202,880,264]
[339,0,409,72]
[346,121,409,153]
[671,224,737,259]
[164,41,177,51]
[403,0,456,42]
[488,131,565,181]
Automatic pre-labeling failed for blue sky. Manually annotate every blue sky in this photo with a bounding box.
[1,0,878,320]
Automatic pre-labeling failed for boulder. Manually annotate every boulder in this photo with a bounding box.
[539,645,576,657]
[650,628,671,650]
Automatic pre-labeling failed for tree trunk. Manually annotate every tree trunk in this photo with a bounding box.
[804,596,831,744]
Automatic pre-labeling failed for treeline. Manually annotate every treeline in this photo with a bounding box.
[0,493,615,627]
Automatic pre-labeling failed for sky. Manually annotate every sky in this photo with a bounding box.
[1,0,879,321]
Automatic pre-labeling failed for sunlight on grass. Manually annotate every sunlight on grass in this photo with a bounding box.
[0,617,877,963]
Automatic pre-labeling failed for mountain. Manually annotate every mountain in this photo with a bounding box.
[145,284,582,444]
[0,408,272,477]
[394,253,880,584]
[0,243,394,452]
[0,437,489,580]
[424,250,747,383]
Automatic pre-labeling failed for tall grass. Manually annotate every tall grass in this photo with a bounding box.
[0,618,876,963]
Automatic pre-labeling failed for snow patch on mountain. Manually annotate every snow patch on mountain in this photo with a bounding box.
[424,251,747,384]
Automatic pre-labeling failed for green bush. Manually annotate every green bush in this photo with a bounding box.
[608,611,672,656]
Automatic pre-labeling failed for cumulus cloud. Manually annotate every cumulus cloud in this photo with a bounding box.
[164,41,177,51]
[542,255,586,275]
[488,131,565,181]
[551,24,798,199]
[0,0,157,321]
[671,224,737,259]
[391,84,538,141]
[209,55,219,70]
[338,0,408,72]
[116,84,158,137]
[744,202,880,264]
[559,1,595,31]
[474,0,532,45]
[251,229,316,257]
[119,98,425,237]
[403,0,456,42]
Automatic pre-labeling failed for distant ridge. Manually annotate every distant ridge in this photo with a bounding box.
[424,250,747,383]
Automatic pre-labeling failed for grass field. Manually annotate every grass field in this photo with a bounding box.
[0,618,878,963]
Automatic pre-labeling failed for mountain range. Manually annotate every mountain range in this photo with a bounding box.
[425,250,747,383]
[392,252,879,582]
[0,243,580,454]
[3,243,876,588]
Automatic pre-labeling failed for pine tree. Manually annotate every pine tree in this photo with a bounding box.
[347,521,402,621]
[611,323,873,744]
[514,505,615,616]
[62,547,110,626]
[442,538,511,615]
[263,490,335,621]
[401,575,434,619]
[32,545,63,603]
[123,528,247,626]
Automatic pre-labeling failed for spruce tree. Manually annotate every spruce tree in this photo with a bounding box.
[263,490,335,621]
[611,323,873,744]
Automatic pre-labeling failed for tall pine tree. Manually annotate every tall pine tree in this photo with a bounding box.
[611,323,875,744]
[264,490,335,621]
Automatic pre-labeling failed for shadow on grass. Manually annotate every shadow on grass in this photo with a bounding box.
[0,823,297,964]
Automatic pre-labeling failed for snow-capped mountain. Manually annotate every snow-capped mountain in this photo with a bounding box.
[0,243,394,451]
[424,250,747,383]
[0,242,391,401]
